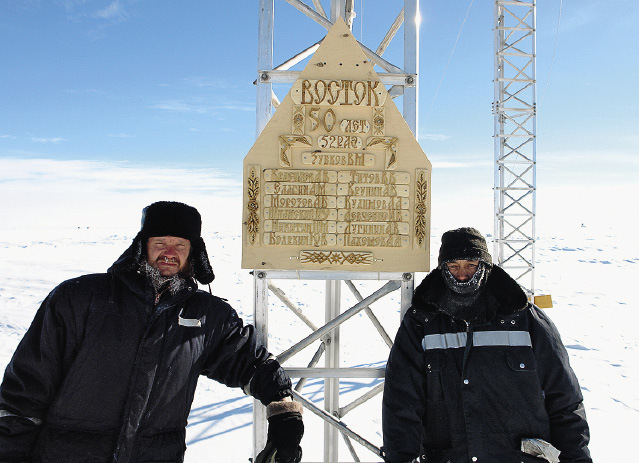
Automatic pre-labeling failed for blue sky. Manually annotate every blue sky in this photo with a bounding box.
[1,0,637,205]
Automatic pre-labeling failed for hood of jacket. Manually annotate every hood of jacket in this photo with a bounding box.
[412,264,528,319]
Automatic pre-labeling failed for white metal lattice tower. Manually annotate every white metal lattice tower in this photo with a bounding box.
[254,1,420,461]
[257,0,419,136]
[493,0,537,297]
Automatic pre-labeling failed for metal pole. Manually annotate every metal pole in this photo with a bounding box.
[531,1,537,297]
[339,382,385,417]
[252,271,269,458]
[257,0,274,137]
[493,0,503,266]
[400,272,414,320]
[268,282,319,331]
[254,2,273,453]
[331,0,346,23]
[341,433,361,462]
[344,280,393,348]
[404,0,419,137]
[294,342,326,392]
[324,279,340,463]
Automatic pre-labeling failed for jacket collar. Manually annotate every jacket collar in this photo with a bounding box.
[412,265,528,318]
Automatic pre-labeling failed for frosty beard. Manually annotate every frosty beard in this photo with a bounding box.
[142,260,189,295]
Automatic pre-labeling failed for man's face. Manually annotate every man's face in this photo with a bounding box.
[446,260,480,282]
[147,236,191,277]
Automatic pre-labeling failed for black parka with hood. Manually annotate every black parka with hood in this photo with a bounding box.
[0,242,291,462]
[382,266,591,463]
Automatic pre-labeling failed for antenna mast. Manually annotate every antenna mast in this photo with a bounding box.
[493,0,537,297]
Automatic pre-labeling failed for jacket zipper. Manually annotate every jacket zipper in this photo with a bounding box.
[153,285,170,306]
[461,320,473,375]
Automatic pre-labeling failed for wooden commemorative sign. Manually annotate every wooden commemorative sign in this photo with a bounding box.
[242,19,431,272]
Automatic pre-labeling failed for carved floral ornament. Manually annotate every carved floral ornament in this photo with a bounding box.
[414,169,428,247]
[372,107,385,135]
[292,106,305,135]
[278,135,311,167]
[246,166,260,244]
[300,250,374,265]
[366,136,399,170]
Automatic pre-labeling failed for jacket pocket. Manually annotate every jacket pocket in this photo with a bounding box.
[34,425,116,463]
[421,446,454,463]
[424,350,446,372]
[520,451,552,463]
[137,429,187,462]
[505,349,537,372]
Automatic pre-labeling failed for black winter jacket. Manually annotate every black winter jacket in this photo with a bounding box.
[382,266,591,463]
[0,244,290,462]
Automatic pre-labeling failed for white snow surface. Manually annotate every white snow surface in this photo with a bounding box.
[0,163,637,462]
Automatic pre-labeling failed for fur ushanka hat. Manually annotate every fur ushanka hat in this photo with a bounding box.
[437,227,493,268]
[135,201,215,284]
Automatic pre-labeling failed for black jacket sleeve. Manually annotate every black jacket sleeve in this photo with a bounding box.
[381,309,425,463]
[529,306,592,463]
[200,301,291,405]
[0,282,82,460]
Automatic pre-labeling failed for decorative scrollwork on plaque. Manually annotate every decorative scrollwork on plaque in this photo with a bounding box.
[372,107,385,135]
[366,136,398,170]
[414,170,428,247]
[292,106,305,135]
[278,135,312,167]
[246,167,260,244]
[300,251,373,265]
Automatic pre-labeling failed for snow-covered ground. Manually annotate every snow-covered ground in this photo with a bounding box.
[0,160,637,462]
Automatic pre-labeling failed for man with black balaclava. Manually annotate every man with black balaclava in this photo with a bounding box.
[0,201,303,463]
[381,227,592,463]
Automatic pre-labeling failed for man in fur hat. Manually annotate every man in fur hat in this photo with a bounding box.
[0,201,303,463]
[381,227,591,463]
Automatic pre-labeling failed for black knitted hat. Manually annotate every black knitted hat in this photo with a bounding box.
[438,227,492,267]
[137,201,215,284]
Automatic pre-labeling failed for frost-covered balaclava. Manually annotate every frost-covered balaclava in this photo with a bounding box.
[437,227,493,322]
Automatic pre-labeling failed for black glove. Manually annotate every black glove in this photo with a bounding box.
[253,442,277,463]
[256,399,303,463]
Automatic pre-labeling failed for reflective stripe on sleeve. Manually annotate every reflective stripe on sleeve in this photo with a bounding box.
[422,330,531,350]
[0,409,43,425]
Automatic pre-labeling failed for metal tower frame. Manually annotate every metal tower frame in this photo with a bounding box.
[257,0,419,137]
[493,0,537,297]
[254,1,420,461]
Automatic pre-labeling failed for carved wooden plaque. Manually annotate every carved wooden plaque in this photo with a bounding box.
[242,19,431,272]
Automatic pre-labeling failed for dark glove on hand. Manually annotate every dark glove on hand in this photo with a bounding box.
[265,399,303,463]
